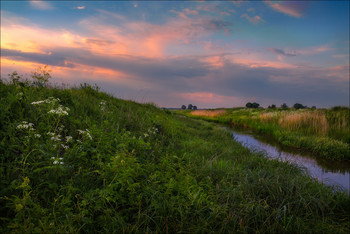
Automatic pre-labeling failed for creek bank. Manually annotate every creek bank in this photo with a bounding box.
[227,127,350,194]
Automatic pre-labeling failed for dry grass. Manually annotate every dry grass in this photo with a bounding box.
[191,109,227,117]
[259,110,349,137]
[277,111,328,136]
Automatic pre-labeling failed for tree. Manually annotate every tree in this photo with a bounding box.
[181,105,186,110]
[252,102,260,108]
[293,103,305,109]
[246,102,259,108]
[188,104,193,110]
[268,104,276,109]
[193,106,197,110]
[281,103,288,109]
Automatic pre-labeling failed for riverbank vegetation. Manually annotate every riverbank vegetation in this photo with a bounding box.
[1,72,349,232]
[182,107,350,161]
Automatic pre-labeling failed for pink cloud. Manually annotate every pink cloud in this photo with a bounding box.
[179,92,242,106]
[74,6,85,10]
[266,1,304,18]
[170,8,198,20]
[30,0,53,10]
[240,14,264,25]
[183,8,199,15]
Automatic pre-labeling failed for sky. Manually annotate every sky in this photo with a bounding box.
[1,0,349,108]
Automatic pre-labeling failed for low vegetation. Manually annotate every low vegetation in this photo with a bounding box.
[1,71,349,232]
[181,107,350,161]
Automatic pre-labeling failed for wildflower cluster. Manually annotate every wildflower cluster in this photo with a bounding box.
[16,92,24,99]
[31,97,60,105]
[47,132,61,142]
[100,101,107,111]
[47,132,70,150]
[51,157,64,165]
[48,105,70,116]
[144,127,159,138]
[77,129,93,141]
[16,121,35,131]
[65,136,73,143]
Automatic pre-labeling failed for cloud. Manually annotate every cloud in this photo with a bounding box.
[196,4,234,16]
[1,8,347,108]
[74,6,85,10]
[84,38,114,46]
[1,48,75,68]
[30,0,53,10]
[183,8,199,15]
[268,46,332,57]
[78,11,233,57]
[2,44,348,107]
[240,14,264,25]
[179,92,242,106]
[169,8,198,20]
[266,1,305,18]
[268,48,297,57]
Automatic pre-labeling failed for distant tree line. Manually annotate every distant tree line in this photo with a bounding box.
[246,102,316,109]
[181,104,197,110]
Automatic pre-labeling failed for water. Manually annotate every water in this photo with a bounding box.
[229,128,350,194]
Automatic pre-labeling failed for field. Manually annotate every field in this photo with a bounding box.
[180,107,350,161]
[1,78,349,233]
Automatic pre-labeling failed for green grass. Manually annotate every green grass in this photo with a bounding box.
[179,107,350,161]
[1,79,349,233]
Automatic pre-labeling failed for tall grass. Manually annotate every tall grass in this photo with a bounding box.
[1,76,349,233]
[259,110,347,137]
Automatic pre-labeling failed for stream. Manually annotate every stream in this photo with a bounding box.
[229,128,350,194]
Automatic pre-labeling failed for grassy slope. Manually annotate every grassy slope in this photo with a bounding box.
[180,108,350,161]
[1,81,349,233]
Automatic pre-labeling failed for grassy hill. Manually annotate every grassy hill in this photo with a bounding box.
[1,78,349,233]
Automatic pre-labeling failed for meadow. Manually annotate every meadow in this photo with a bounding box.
[182,107,350,161]
[1,73,349,233]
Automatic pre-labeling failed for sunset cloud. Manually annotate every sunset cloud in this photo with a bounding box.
[268,48,297,57]
[266,1,304,18]
[240,14,264,25]
[74,6,85,10]
[1,1,348,108]
[30,0,53,10]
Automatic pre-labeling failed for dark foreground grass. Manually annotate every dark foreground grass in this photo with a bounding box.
[1,80,349,233]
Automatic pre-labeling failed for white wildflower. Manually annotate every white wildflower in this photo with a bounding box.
[32,97,61,105]
[31,100,45,105]
[144,133,149,138]
[16,92,23,99]
[48,105,70,116]
[77,129,92,140]
[52,157,64,165]
[34,134,41,138]
[100,101,107,111]
[65,136,72,143]
[51,136,61,141]
[61,144,69,149]
[47,132,61,141]
[16,121,35,131]
[58,125,65,132]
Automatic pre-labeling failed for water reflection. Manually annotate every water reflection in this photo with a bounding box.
[230,129,350,194]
